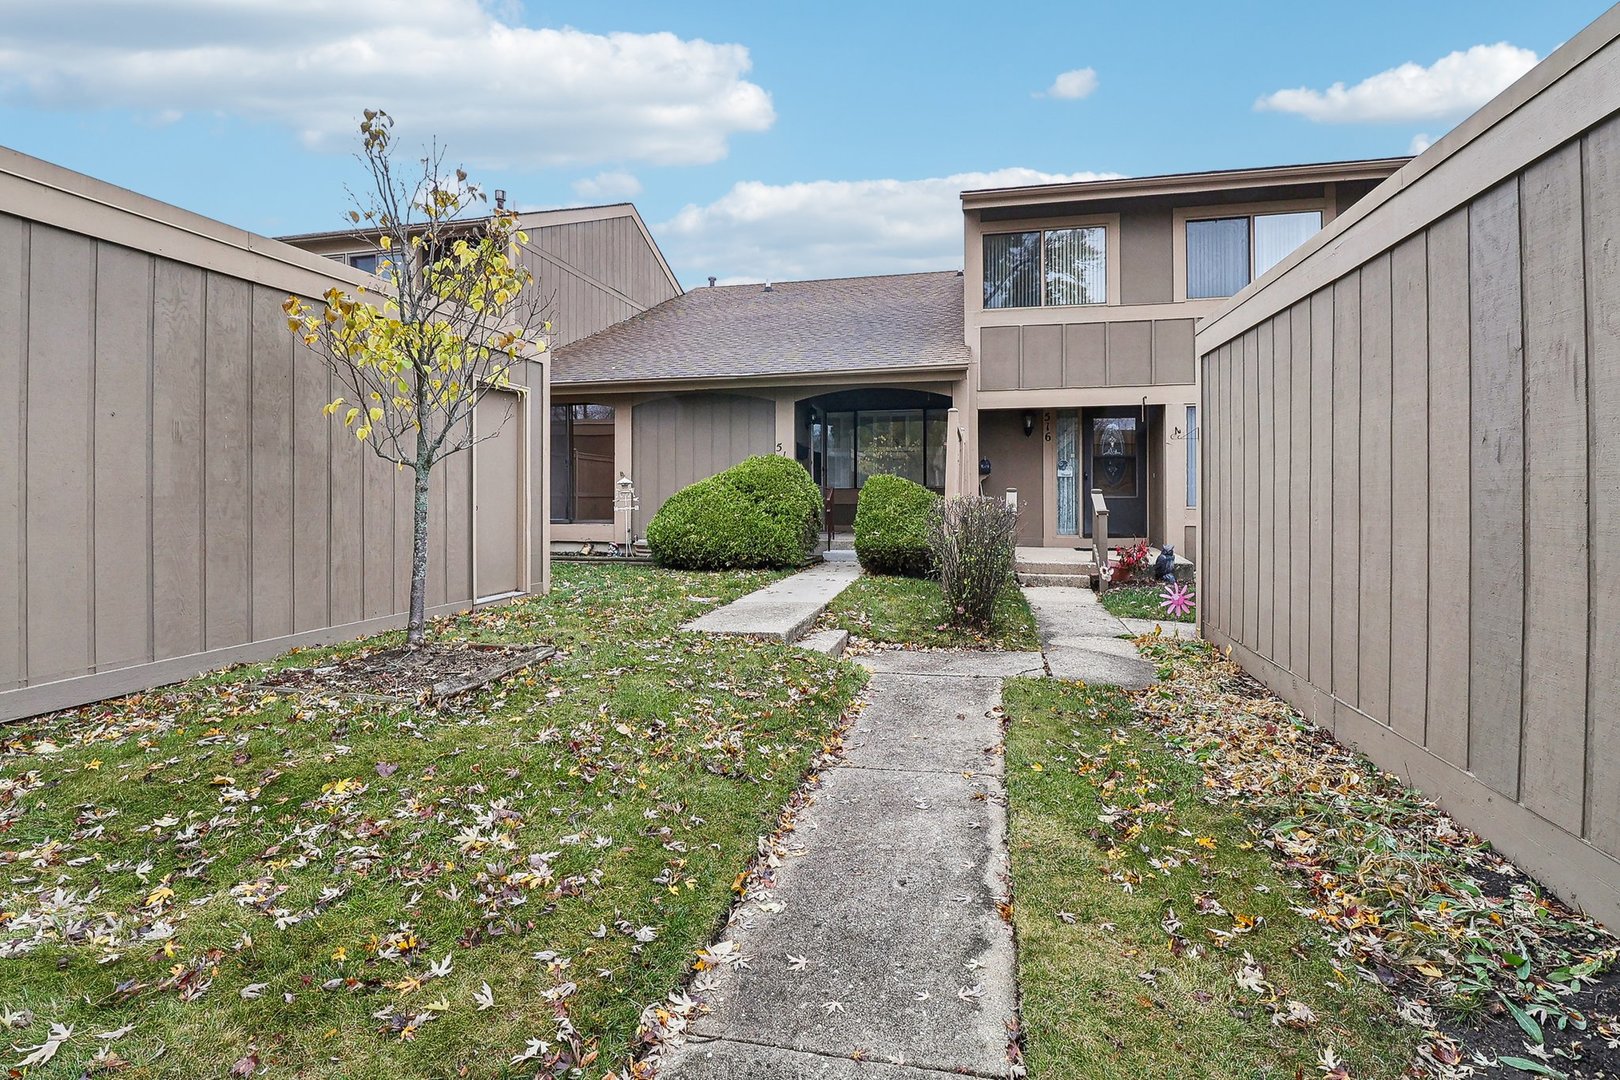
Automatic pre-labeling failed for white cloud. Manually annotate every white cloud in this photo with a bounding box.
[1256,43,1537,123]
[1409,132,1434,155]
[1038,68,1098,100]
[571,171,643,200]
[658,167,1122,285]
[0,0,774,169]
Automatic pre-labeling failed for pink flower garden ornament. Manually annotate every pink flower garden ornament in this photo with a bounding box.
[1160,582,1194,619]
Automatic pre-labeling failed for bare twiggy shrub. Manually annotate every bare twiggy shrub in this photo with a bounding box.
[928,496,1019,628]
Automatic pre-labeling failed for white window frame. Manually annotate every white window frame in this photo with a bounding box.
[1171,199,1329,303]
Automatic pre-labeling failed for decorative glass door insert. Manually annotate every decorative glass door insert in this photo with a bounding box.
[1056,410,1078,535]
[1092,416,1138,497]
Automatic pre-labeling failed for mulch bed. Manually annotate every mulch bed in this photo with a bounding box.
[255,642,555,705]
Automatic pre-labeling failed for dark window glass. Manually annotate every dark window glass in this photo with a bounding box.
[347,251,383,275]
[549,403,617,523]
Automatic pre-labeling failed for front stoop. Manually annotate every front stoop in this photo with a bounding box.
[1014,546,1097,589]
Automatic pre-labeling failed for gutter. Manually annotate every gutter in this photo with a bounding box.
[550,361,971,394]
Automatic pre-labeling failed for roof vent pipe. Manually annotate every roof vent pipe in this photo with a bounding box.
[494,189,507,210]
[708,276,717,287]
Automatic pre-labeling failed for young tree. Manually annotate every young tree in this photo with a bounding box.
[284,109,549,646]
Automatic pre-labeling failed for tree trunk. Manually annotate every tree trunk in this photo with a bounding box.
[406,457,433,647]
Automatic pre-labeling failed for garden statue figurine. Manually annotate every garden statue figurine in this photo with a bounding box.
[1153,545,1177,583]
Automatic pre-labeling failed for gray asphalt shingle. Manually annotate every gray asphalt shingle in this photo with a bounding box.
[552,270,971,385]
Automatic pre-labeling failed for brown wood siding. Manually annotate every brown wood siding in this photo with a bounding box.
[1195,19,1620,921]
[0,201,540,721]
[979,318,1198,391]
[524,213,679,349]
[1586,114,1620,859]
[629,393,776,534]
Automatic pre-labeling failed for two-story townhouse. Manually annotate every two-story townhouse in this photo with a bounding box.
[546,158,1405,562]
[960,158,1406,557]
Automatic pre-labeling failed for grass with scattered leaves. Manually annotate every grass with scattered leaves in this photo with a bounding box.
[1002,676,1417,1079]
[0,563,864,1079]
[819,573,1040,651]
[1099,583,1195,623]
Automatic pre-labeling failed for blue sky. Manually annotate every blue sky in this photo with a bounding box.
[0,0,1608,286]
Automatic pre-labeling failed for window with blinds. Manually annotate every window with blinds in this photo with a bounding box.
[1186,210,1323,299]
[984,226,1106,308]
[1044,226,1107,305]
[983,231,1042,308]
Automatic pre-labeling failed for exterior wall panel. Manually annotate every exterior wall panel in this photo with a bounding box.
[1358,252,1393,726]
[1466,180,1524,801]
[630,393,775,534]
[1195,11,1620,923]
[93,242,154,673]
[0,216,23,692]
[1388,235,1430,744]
[1120,205,1173,305]
[978,318,1198,390]
[1425,210,1471,769]
[151,260,206,661]
[25,226,95,685]
[1586,113,1620,859]
[1520,144,1590,833]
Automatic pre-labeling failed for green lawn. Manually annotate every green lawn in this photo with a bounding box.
[0,564,864,1079]
[1002,677,1417,1080]
[820,573,1040,651]
[1099,583,1195,623]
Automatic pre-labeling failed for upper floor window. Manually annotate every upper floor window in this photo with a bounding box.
[983,225,1107,309]
[1185,210,1322,299]
[345,251,384,275]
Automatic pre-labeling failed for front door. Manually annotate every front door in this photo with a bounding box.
[1081,407,1147,538]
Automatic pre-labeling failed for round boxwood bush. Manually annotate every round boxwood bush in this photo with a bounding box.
[646,455,822,570]
[719,454,824,557]
[854,474,938,577]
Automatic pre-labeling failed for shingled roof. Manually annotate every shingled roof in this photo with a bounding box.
[552,270,971,385]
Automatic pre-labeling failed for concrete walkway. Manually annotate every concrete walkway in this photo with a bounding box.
[684,561,861,642]
[1022,586,1159,688]
[660,650,1038,1079]
[662,575,1162,1077]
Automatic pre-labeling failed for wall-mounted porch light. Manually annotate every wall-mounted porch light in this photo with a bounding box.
[1022,411,1035,437]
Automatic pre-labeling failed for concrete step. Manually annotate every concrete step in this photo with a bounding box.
[1016,558,1098,577]
[1017,572,1095,588]
[796,628,850,657]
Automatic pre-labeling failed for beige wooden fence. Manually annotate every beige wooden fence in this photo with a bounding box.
[0,147,547,721]
[1196,6,1620,925]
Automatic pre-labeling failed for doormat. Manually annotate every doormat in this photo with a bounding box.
[254,642,555,706]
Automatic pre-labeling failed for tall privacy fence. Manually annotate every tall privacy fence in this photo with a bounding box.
[1196,7,1620,925]
[0,148,545,721]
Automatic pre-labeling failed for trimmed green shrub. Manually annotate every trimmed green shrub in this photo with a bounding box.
[645,455,822,570]
[854,474,938,577]
[720,454,824,557]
